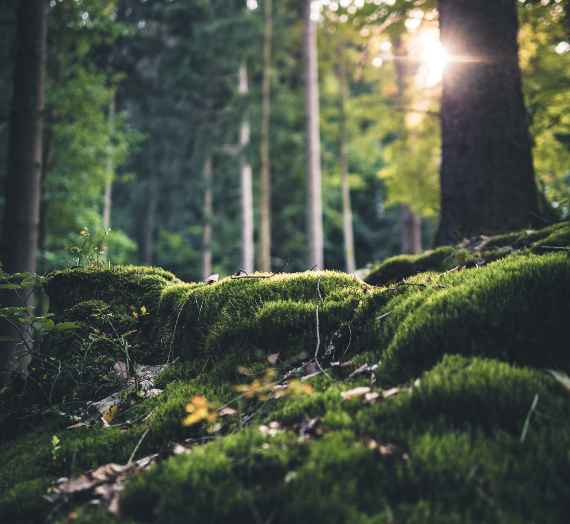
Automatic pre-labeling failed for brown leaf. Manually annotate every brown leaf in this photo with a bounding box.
[267,352,280,365]
[382,387,401,399]
[205,273,219,284]
[218,406,238,417]
[341,386,371,400]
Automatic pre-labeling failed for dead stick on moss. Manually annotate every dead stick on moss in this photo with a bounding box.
[520,394,539,443]
[128,428,150,464]
[230,274,274,280]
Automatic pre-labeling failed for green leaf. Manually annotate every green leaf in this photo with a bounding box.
[53,321,81,332]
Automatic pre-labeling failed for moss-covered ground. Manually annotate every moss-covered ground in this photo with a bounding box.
[1,221,570,523]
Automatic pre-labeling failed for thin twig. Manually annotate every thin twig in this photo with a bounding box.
[520,394,539,443]
[128,428,150,464]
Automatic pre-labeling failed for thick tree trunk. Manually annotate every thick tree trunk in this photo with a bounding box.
[259,0,273,272]
[435,0,541,245]
[400,205,422,254]
[239,63,254,273]
[304,0,324,269]
[337,47,356,273]
[0,0,47,383]
[201,156,213,280]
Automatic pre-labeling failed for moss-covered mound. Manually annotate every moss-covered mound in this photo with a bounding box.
[2,223,570,523]
[365,220,570,286]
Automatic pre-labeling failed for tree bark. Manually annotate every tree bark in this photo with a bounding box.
[0,0,47,383]
[304,0,324,269]
[239,63,254,273]
[201,155,213,280]
[259,0,273,272]
[435,0,541,245]
[337,45,356,273]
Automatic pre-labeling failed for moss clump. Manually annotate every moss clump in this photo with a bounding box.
[155,272,379,377]
[377,253,570,383]
[365,246,457,286]
[365,220,570,285]
[120,356,570,524]
[46,265,180,315]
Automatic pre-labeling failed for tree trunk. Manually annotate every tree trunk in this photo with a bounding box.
[103,94,116,233]
[304,0,324,269]
[239,63,254,273]
[0,0,47,383]
[391,36,423,256]
[202,156,213,280]
[259,0,273,272]
[141,176,158,266]
[337,46,356,273]
[400,205,423,254]
[435,0,541,245]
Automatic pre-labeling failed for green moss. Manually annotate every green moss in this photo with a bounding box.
[365,221,570,285]
[46,265,180,315]
[377,254,570,383]
[366,247,457,286]
[119,356,570,524]
[4,224,570,523]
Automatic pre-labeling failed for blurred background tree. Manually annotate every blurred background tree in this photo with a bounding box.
[0,0,568,282]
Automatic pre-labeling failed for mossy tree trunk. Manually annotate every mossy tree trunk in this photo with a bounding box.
[0,0,48,383]
[435,0,541,245]
[304,0,324,269]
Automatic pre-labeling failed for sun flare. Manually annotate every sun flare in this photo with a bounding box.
[415,29,449,88]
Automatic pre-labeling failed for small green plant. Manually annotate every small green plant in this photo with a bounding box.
[50,435,61,464]
[67,228,110,268]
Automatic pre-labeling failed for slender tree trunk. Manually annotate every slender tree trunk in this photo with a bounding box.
[38,122,54,274]
[304,0,324,269]
[0,0,47,383]
[239,63,255,273]
[391,35,423,255]
[400,205,422,254]
[141,176,158,266]
[435,0,541,245]
[202,155,213,280]
[337,46,356,273]
[103,94,116,233]
[259,0,273,272]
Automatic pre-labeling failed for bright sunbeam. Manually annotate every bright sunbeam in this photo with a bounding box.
[415,29,449,88]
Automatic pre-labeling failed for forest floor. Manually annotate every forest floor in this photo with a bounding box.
[1,220,570,523]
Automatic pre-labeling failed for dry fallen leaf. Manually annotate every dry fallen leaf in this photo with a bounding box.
[218,406,238,417]
[205,273,219,284]
[341,386,371,400]
[267,353,280,365]
[382,387,401,399]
